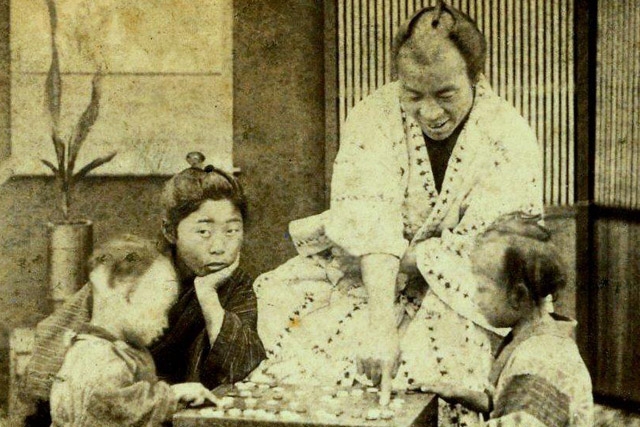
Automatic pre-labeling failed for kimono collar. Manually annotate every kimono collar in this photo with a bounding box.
[489,312,577,386]
[78,323,122,343]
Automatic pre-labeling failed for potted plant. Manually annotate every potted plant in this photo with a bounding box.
[41,0,116,309]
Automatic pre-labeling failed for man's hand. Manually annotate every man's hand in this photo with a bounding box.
[400,245,418,275]
[357,326,401,406]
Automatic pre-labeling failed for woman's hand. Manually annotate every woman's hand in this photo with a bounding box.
[171,382,219,406]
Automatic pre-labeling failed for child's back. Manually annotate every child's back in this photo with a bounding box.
[51,326,176,426]
[489,314,593,427]
[49,235,215,427]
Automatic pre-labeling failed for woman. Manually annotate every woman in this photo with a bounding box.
[149,159,266,387]
[23,154,265,424]
[254,3,543,425]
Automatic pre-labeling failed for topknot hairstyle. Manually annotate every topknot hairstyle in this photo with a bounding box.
[161,152,247,235]
[392,1,487,81]
[478,212,566,305]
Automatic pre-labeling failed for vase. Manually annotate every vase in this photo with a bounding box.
[47,220,93,311]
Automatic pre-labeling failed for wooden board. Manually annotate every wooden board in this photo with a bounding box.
[174,383,438,427]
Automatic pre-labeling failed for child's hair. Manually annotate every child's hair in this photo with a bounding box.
[89,234,164,300]
[478,212,566,305]
[392,1,487,82]
[161,152,247,237]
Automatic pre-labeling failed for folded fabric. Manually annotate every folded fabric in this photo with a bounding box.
[22,285,92,400]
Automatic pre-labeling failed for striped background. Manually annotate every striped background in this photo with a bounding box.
[335,0,575,206]
[595,1,640,209]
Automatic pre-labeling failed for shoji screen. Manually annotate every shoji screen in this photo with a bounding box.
[590,0,640,403]
[335,0,575,205]
[595,1,640,209]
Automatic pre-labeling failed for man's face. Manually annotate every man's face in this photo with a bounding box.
[398,39,474,140]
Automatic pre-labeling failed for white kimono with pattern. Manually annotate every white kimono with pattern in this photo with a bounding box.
[253,76,543,425]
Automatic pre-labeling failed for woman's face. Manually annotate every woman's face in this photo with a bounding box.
[175,199,244,276]
[470,239,521,328]
[397,39,475,140]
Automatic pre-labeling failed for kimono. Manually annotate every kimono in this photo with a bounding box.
[486,314,593,427]
[253,76,543,426]
[150,265,266,388]
[23,260,265,423]
[50,325,177,427]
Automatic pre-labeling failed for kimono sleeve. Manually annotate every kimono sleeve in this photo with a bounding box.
[53,340,178,426]
[489,336,593,427]
[201,272,266,387]
[88,376,178,427]
[325,84,408,258]
[485,412,548,427]
[414,122,544,330]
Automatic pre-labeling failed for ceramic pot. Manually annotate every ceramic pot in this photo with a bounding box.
[47,220,93,310]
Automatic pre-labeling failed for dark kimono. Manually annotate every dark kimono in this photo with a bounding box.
[150,266,266,388]
[23,262,265,425]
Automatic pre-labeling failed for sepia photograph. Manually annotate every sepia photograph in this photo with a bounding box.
[0,0,638,425]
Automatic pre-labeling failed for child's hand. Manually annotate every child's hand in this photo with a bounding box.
[171,382,218,406]
[412,382,460,400]
[412,382,491,413]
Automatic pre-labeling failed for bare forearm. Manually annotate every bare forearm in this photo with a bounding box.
[198,296,225,344]
[360,253,399,328]
[439,388,491,414]
[454,389,490,413]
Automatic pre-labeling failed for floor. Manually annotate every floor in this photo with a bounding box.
[0,404,639,426]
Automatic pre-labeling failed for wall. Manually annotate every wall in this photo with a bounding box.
[592,217,640,403]
[332,0,576,206]
[0,0,327,409]
[588,0,640,405]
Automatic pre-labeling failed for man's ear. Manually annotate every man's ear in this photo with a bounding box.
[507,282,529,311]
[162,219,177,245]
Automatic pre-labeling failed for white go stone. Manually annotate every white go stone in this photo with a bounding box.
[365,409,381,420]
[381,409,394,419]
[351,389,365,397]
[228,408,242,417]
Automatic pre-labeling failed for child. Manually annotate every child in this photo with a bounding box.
[50,235,216,426]
[24,154,265,424]
[419,213,593,426]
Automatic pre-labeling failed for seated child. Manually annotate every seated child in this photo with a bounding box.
[419,213,593,426]
[50,235,217,427]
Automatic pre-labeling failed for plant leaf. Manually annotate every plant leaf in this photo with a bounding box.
[41,158,59,175]
[52,134,65,176]
[72,151,117,182]
[44,0,61,132]
[68,72,102,175]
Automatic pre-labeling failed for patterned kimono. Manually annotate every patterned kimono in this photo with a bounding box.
[253,76,543,426]
[23,260,265,423]
[50,325,177,427]
[487,314,593,426]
